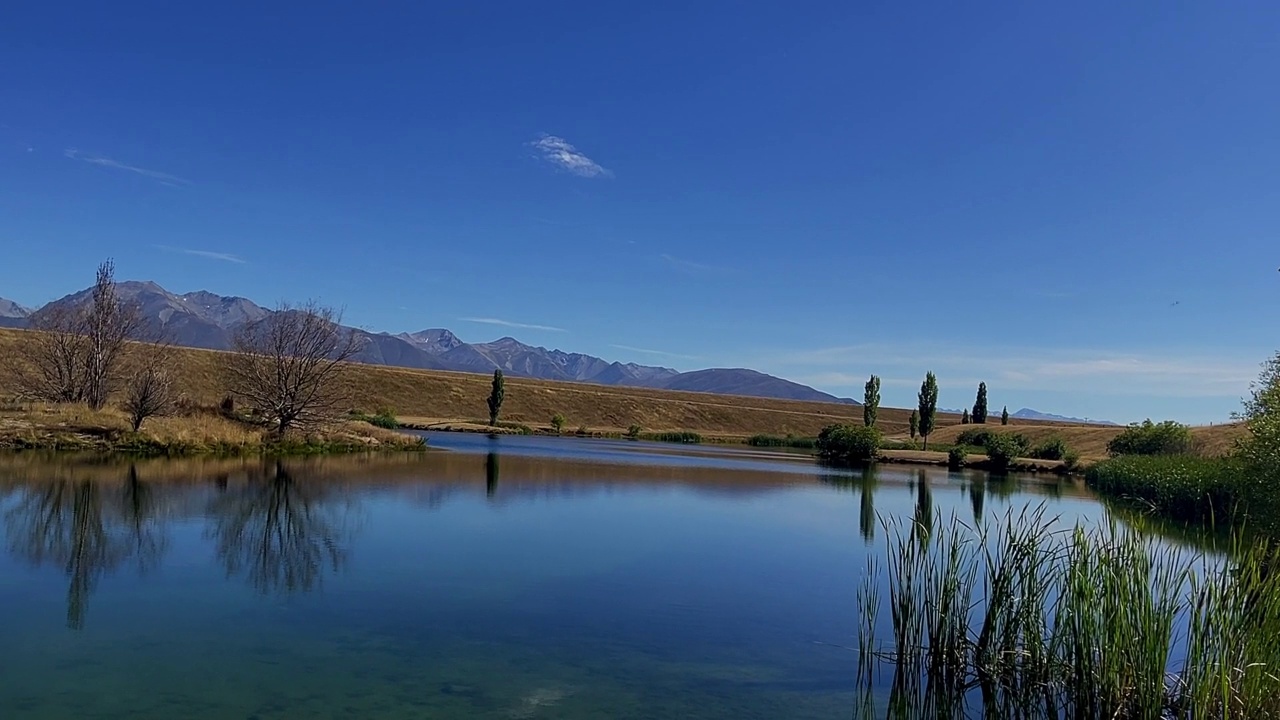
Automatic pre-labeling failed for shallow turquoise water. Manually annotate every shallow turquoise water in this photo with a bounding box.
[0,434,1109,719]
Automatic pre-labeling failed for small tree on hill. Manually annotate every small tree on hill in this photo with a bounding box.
[961,409,970,424]
[487,369,505,426]
[223,300,362,435]
[123,364,174,432]
[909,409,919,440]
[972,382,989,424]
[551,413,566,434]
[917,372,939,450]
[863,374,880,427]
[1001,406,1010,425]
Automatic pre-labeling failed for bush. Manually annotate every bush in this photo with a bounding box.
[627,424,643,439]
[985,433,1026,472]
[551,413,566,434]
[947,446,966,470]
[747,434,817,449]
[956,428,1030,456]
[1086,455,1258,528]
[350,408,399,429]
[1107,420,1192,457]
[816,424,881,464]
[1029,437,1070,461]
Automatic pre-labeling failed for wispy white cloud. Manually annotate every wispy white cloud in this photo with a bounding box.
[65,148,190,186]
[530,135,612,178]
[154,244,245,264]
[609,344,702,361]
[757,342,1260,399]
[459,317,567,333]
[659,253,725,275]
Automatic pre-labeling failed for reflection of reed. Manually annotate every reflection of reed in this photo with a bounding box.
[206,461,359,595]
[3,465,165,629]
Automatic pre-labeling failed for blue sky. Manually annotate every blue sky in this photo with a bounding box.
[2,1,1278,424]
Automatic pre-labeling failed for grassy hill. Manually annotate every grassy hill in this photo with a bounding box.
[0,328,1241,455]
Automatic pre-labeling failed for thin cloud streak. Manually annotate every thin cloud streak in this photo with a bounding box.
[660,253,725,275]
[459,317,567,333]
[609,344,702,361]
[530,135,612,178]
[154,244,245,264]
[65,148,190,185]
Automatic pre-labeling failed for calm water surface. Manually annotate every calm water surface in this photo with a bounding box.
[0,433,1151,718]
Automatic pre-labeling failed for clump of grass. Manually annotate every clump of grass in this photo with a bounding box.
[856,508,1280,717]
[1086,455,1262,529]
[641,431,703,444]
[349,408,399,430]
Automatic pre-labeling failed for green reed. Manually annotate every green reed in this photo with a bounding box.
[858,507,1280,718]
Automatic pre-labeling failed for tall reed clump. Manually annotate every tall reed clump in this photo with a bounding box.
[856,508,1280,717]
[1086,455,1254,529]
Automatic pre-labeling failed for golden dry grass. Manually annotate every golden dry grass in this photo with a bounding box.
[914,421,1247,462]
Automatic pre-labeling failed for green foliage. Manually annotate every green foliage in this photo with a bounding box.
[972,382,989,424]
[350,408,399,429]
[863,374,880,427]
[626,423,643,439]
[550,413,566,434]
[956,428,1030,455]
[486,369,505,426]
[858,511,1280,718]
[1239,352,1280,479]
[1001,406,1009,425]
[816,423,881,464]
[908,409,919,440]
[983,433,1025,472]
[1087,455,1263,529]
[961,409,970,424]
[947,446,966,470]
[917,372,938,449]
[1029,437,1070,461]
[642,431,703,444]
[1106,419,1192,457]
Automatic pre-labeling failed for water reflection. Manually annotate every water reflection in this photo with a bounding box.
[859,465,876,543]
[3,466,164,629]
[206,461,359,595]
[968,476,985,526]
[485,452,500,499]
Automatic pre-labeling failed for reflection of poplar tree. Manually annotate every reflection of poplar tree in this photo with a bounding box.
[913,470,933,546]
[485,452,500,499]
[207,461,357,594]
[969,477,986,525]
[858,466,877,543]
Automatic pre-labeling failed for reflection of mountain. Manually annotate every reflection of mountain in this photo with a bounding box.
[3,467,165,629]
[206,461,359,595]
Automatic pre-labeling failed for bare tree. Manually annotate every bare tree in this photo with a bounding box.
[223,301,361,434]
[122,364,174,432]
[7,260,140,409]
[82,261,141,410]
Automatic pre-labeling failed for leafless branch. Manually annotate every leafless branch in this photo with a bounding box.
[222,301,362,434]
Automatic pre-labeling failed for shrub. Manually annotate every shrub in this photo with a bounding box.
[575,425,589,436]
[1029,437,1070,461]
[551,413,566,434]
[219,395,236,416]
[1106,420,1192,457]
[1087,455,1256,528]
[985,433,1026,472]
[747,434,817,449]
[627,424,643,439]
[947,446,966,470]
[816,424,881,464]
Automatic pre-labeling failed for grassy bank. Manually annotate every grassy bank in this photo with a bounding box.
[0,403,426,456]
[1086,455,1276,534]
[857,509,1280,717]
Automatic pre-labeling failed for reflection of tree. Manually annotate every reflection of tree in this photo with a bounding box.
[206,461,357,594]
[969,476,986,526]
[859,465,877,543]
[485,452,499,499]
[4,467,165,630]
[914,469,933,546]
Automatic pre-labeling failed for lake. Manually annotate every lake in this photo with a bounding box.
[0,433,1177,719]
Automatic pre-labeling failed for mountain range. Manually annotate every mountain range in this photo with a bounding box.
[0,281,856,404]
[1010,408,1119,426]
